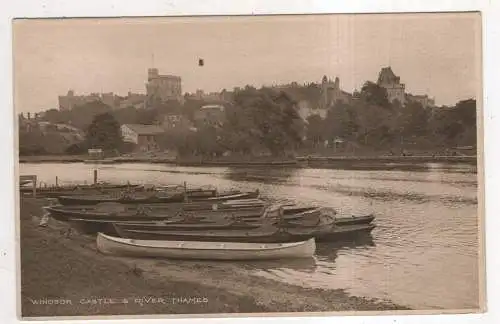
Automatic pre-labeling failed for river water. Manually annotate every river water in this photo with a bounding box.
[19,162,480,310]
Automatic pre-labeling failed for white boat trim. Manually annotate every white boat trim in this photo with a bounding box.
[98,232,313,251]
[97,233,316,260]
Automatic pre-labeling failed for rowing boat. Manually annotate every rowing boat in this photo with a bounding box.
[57,192,186,206]
[315,223,376,242]
[56,190,260,206]
[20,183,139,194]
[44,202,269,222]
[69,215,262,235]
[112,220,332,243]
[334,214,375,226]
[96,232,316,260]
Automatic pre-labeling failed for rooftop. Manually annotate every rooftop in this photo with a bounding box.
[200,104,225,111]
[122,124,165,135]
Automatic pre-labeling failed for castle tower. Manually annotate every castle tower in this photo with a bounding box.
[377,67,406,105]
[320,75,346,109]
[148,68,159,82]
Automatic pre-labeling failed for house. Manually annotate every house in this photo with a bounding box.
[160,113,194,130]
[120,124,165,152]
[194,104,226,127]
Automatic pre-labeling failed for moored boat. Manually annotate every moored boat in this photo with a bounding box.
[334,214,375,226]
[315,223,376,242]
[68,213,262,235]
[112,218,333,243]
[20,183,139,194]
[44,201,269,222]
[96,232,316,260]
[56,189,260,206]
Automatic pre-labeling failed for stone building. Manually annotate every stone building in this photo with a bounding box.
[376,67,406,105]
[319,75,351,109]
[406,93,436,108]
[146,68,183,104]
[58,90,145,111]
[193,104,226,127]
[58,90,102,111]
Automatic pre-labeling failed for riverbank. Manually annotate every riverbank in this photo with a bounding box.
[19,154,477,166]
[20,198,409,318]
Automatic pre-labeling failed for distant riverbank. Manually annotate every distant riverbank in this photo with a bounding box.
[18,154,477,169]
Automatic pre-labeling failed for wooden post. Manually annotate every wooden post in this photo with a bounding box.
[93,169,98,185]
[55,176,58,187]
[183,181,188,202]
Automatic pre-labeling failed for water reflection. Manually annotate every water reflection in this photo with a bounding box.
[224,167,299,185]
[236,257,318,273]
[315,236,375,261]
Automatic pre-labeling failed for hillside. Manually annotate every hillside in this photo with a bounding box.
[19,129,80,155]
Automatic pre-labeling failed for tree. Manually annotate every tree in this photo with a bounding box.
[360,81,391,109]
[398,101,429,138]
[454,99,476,128]
[355,101,393,147]
[306,114,325,147]
[229,87,304,156]
[42,108,70,124]
[324,102,358,141]
[85,112,123,152]
[67,101,113,129]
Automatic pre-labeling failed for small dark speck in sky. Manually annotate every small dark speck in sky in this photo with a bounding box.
[198,59,204,66]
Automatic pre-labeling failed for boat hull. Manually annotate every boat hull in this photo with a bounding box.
[45,203,268,222]
[20,184,138,194]
[113,224,321,244]
[96,232,316,260]
[69,218,260,235]
[335,214,375,226]
[57,191,259,206]
[57,194,186,206]
[316,223,376,242]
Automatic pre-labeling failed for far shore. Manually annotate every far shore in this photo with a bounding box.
[18,154,478,167]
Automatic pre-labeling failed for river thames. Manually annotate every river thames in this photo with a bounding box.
[19,162,480,310]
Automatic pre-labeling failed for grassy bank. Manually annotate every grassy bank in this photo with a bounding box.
[20,198,409,318]
[19,155,86,163]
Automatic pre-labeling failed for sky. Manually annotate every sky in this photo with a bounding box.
[13,13,481,113]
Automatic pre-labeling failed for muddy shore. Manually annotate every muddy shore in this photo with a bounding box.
[19,198,410,318]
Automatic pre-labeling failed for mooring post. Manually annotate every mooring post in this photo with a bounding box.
[93,169,98,185]
[55,176,58,187]
[33,175,37,198]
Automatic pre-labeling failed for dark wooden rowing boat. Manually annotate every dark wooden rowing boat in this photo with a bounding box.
[56,190,260,206]
[57,192,186,206]
[334,214,375,226]
[44,202,269,222]
[69,216,261,235]
[113,218,261,231]
[20,183,139,194]
[315,223,376,242]
[112,223,325,243]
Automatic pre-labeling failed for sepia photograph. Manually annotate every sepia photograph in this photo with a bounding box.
[13,12,483,319]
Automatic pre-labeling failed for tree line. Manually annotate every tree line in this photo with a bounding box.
[19,81,477,157]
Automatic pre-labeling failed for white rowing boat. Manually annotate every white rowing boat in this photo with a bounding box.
[96,232,315,260]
